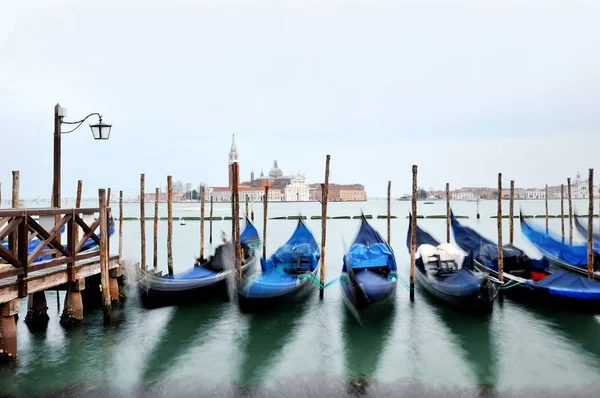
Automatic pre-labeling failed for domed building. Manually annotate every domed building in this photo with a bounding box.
[268,161,283,178]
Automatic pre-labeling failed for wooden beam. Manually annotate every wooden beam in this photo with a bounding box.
[74,215,101,253]
[0,244,21,268]
[27,215,72,263]
[0,217,22,242]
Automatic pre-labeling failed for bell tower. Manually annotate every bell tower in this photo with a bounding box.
[228,134,239,188]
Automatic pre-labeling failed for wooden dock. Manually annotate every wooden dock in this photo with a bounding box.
[0,205,122,360]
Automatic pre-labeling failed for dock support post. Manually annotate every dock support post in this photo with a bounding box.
[319,155,330,299]
[446,182,450,243]
[568,177,573,245]
[200,185,205,259]
[509,180,514,245]
[0,300,19,361]
[140,174,146,271]
[99,189,111,323]
[60,279,85,326]
[109,267,121,304]
[387,180,391,244]
[24,291,49,329]
[167,176,173,276]
[560,184,565,242]
[497,173,504,283]
[410,165,417,301]
[587,169,594,280]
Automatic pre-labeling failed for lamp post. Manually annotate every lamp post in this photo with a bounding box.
[52,103,112,208]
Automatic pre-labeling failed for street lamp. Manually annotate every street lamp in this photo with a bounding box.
[52,103,112,208]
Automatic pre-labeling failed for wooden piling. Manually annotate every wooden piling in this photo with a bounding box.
[263,186,269,260]
[497,173,504,283]
[560,184,565,242]
[509,180,514,245]
[245,194,249,218]
[568,177,573,244]
[10,171,19,252]
[231,164,236,250]
[233,163,242,282]
[74,180,82,244]
[209,196,213,244]
[387,181,391,244]
[446,183,450,243]
[106,188,111,208]
[319,155,330,299]
[153,187,159,269]
[410,165,417,301]
[545,184,549,233]
[119,190,123,259]
[140,173,146,271]
[200,185,205,259]
[99,189,111,323]
[167,176,173,276]
[251,196,254,221]
[476,196,480,219]
[587,169,594,279]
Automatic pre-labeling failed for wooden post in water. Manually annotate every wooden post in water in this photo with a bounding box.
[497,173,504,283]
[167,176,173,276]
[140,174,146,271]
[98,189,111,323]
[209,196,213,244]
[75,180,83,244]
[509,180,514,245]
[387,181,391,244]
[263,186,268,260]
[446,183,450,243]
[245,194,249,218]
[587,169,594,280]
[320,155,330,299]
[568,177,573,244]
[153,188,159,269]
[560,184,565,242]
[200,186,205,259]
[106,188,111,208]
[230,164,236,249]
[545,184,549,233]
[476,196,480,219]
[0,182,2,207]
[251,197,254,221]
[410,165,417,301]
[119,190,123,259]
[233,163,242,282]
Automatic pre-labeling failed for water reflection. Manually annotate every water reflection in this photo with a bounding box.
[141,300,227,383]
[342,301,396,381]
[237,301,310,386]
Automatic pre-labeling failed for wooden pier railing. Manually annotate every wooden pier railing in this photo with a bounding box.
[0,207,107,298]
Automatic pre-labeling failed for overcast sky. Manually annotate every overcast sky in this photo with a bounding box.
[1,0,599,199]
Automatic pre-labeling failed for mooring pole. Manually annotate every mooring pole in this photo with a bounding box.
[319,155,330,299]
[10,171,19,252]
[497,173,504,283]
[263,186,269,260]
[230,164,236,250]
[200,186,205,259]
[119,190,124,260]
[410,165,417,301]
[209,196,213,244]
[153,187,159,270]
[140,173,146,272]
[99,189,111,323]
[245,194,249,218]
[560,184,565,242]
[387,180,391,244]
[509,180,514,245]
[588,169,594,280]
[106,188,111,209]
[476,196,480,219]
[568,177,573,245]
[446,182,450,243]
[545,184,549,234]
[251,196,254,221]
[75,180,83,244]
[167,176,173,276]
[233,163,242,282]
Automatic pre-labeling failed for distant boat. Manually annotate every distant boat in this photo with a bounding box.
[180,218,186,225]
[340,214,397,313]
[406,214,497,314]
[237,218,320,313]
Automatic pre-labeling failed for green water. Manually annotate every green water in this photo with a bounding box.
[2,200,600,397]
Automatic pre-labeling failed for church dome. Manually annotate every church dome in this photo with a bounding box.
[269,160,283,178]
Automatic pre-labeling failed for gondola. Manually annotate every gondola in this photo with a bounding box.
[521,213,600,280]
[406,214,497,314]
[236,218,320,313]
[139,217,260,309]
[451,212,600,313]
[340,214,397,313]
[0,219,114,262]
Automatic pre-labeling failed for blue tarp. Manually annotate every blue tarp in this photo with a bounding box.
[451,212,549,272]
[526,270,600,300]
[263,219,320,272]
[521,216,592,267]
[240,217,260,247]
[345,216,396,272]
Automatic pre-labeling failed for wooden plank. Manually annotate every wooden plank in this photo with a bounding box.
[27,215,72,263]
[0,217,21,242]
[0,217,9,229]
[0,208,99,217]
[0,267,23,279]
[0,210,26,217]
[0,243,21,268]
[74,215,101,253]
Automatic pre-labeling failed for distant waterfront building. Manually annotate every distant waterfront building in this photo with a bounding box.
[284,173,310,201]
[310,183,367,202]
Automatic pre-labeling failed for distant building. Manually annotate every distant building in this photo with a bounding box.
[310,183,367,202]
[284,173,310,201]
